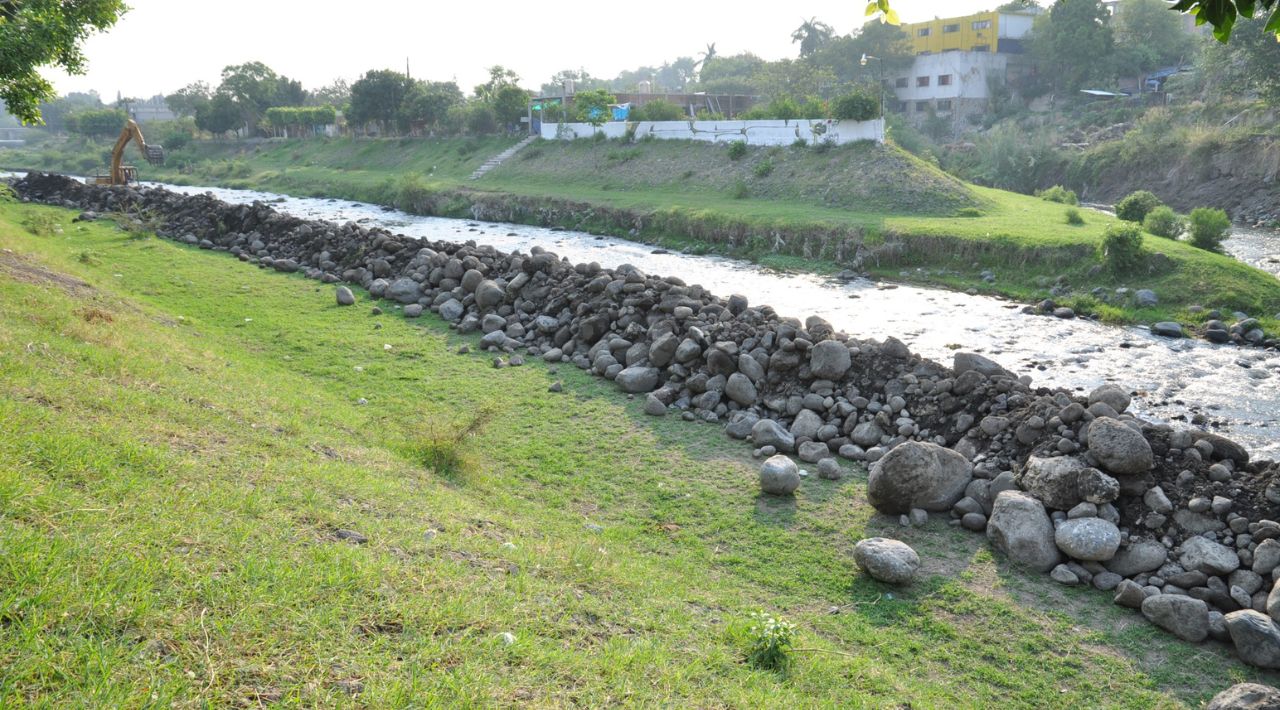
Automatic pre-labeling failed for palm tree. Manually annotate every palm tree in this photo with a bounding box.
[791,17,834,58]
[695,42,718,73]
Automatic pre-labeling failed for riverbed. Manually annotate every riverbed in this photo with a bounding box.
[118,181,1272,457]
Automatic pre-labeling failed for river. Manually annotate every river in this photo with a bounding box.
[5,172,1278,455]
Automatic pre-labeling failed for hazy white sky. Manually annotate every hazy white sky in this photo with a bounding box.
[48,1,1006,100]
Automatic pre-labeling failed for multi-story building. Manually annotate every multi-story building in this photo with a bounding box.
[888,8,1040,136]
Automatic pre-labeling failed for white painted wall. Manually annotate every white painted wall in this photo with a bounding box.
[540,118,884,145]
[891,52,1008,103]
[997,13,1035,39]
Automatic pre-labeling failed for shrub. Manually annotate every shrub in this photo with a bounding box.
[1115,190,1163,223]
[753,160,774,178]
[1142,205,1184,238]
[634,99,685,122]
[1064,206,1085,225]
[1188,207,1231,251]
[745,612,796,671]
[956,207,982,218]
[23,212,61,237]
[727,141,747,160]
[832,89,881,121]
[1099,222,1144,273]
[730,180,750,199]
[1036,185,1078,205]
[399,406,496,478]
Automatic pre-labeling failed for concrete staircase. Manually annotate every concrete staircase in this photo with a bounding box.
[469,136,537,180]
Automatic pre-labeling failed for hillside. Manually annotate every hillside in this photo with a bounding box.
[1,195,1272,706]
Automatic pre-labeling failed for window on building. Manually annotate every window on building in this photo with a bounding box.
[937,99,953,111]
[971,44,990,52]
[894,101,908,113]
[917,27,931,37]
[938,74,952,86]
[943,23,960,33]
[894,77,908,88]
[972,19,992,30]
[915,101,929,112]
[916,76,931,87]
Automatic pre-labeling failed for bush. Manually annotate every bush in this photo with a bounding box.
[1064,207,1085,225]
[1142,205,1184,238]
[727,141,747,160]
[753,160,774,178]
[745,612,796,671]
[1036,185,1078,205]
[1115,190,1163,223]
[832,89,880,121]
[1099,222,1144,273]
[634,99,685,122]
[1188,207,1231,251]
[956,207,982,218]
[730,179,750,199]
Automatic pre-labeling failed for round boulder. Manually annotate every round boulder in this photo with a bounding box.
[724,372,758,406]
[1088,384,1131,414]
[809,340,851,381]
[1087,417,1153,476]
[1226,611,1280,669]
[1021,455,1088,510]
[986,490,1060,572]
[759,455,801,496]
[1055,517,1121,561]
[1142,594,1210,643]
[615,366,660,394]
[475,280,505,309]
[867,441,974,514]
[336,286,356,306]
[1207,683,1280,710]
[853,537,920,585]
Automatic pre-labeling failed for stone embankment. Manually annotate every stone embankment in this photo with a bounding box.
[11,171,1280,669]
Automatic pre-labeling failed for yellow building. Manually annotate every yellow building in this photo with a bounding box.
[901,10,1035,56]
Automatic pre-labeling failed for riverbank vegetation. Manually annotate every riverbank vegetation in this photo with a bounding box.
[3,197,1275,706]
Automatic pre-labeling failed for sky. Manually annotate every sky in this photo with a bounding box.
[46,0,1010,101]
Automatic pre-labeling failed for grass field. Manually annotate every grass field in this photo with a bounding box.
[4,134,1278,334]
[2,197,1278,707]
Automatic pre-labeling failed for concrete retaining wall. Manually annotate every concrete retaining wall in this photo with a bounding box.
[541,118,885,146]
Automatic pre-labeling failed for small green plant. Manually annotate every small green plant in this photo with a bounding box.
[956,207,982,218]
[745,611,796,671]
[810,139,834,154]
[520,147,544,161]
[1036,185,1078,205]
[0,184,15,203]
[1064,206,1085,225]
[753,160,774,178]
[1099,221,1144,273]
[1115,190,1163,223]
[727,141,747,160]
[791,137,808,149]
[1142,205,1184,238]
[23,212,61,236]
[399,405,496,478]
[730,179,750,200]
[832,89,880,121]
[606,148,642,164]
[1188,207,1231,252]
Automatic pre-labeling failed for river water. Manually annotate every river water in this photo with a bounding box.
[6,171,1277,455]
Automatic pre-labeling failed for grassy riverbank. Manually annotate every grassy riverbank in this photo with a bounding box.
[5,135,1278,334]
[3,197,1277,706]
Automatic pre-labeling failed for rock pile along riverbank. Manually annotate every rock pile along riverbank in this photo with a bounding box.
[11,171,1280,668]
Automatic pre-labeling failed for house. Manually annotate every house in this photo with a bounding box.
[889,8,1040,135]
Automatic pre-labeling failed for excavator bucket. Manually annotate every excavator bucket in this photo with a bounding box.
[145,145,165,166]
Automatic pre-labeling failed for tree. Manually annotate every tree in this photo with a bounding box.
[697,52,765,94]
[195,93,241,136]
[573,89,616,126]
[1030,1,1115,93]
[272,76,308,108]
[67,108,127,137]
[474,65,520,102]
[309,79,351,108]
[811,21,912,84]
[347,69,413,134]
[398,80,463,132]
[791,17,835,57]
[36,91,103,132]
[0,0,127,124]
[752,59,838,100]
[1199,15,1280,102]
[217,61,288,134]
[1111,0,1194,75]
[1169,0,1279,40]
[166,82,211,118]
[491,84,530,130]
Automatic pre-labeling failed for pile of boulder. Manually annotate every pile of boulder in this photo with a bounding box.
[11,172,1280,669]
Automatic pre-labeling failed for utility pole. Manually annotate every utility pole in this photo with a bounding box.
[860,54,884,118]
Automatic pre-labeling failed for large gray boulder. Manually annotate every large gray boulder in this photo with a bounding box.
[1180,536,1241,576]
[759,455,801,496]
[615,366,660,394]
[474,280,505,309]
[1055,517,1121,561]
[1088,384,1131,414]
[751,419,796,453]
[850,421,884,448]
[1207,683,1280,710]
[1142,594,1209,642]
[790,410,824,440]
[724,373,757,406]
[853,538,920,585]
[439,298,464,322]
[1226,611,1280,669]
[809,341,851,380]
[336,286,356,306]
[867,441,973,514]
[1087,417,1153,476]
[1106,540,1168,576]
[953,352,1012,379]
[386,277,421,304]
[986,490,1060,572]
[1021,456,1088,510]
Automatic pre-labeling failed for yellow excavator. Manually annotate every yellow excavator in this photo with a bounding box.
[89,119,165,185]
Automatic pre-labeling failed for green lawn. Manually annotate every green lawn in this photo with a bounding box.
[1,198,1275,707]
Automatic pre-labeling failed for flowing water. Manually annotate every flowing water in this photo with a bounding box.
[7,172,1278,455]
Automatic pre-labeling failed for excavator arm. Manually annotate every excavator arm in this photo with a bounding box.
[102,119,165,185]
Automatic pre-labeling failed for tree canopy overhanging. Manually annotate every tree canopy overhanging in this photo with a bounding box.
[0,0,128,125]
